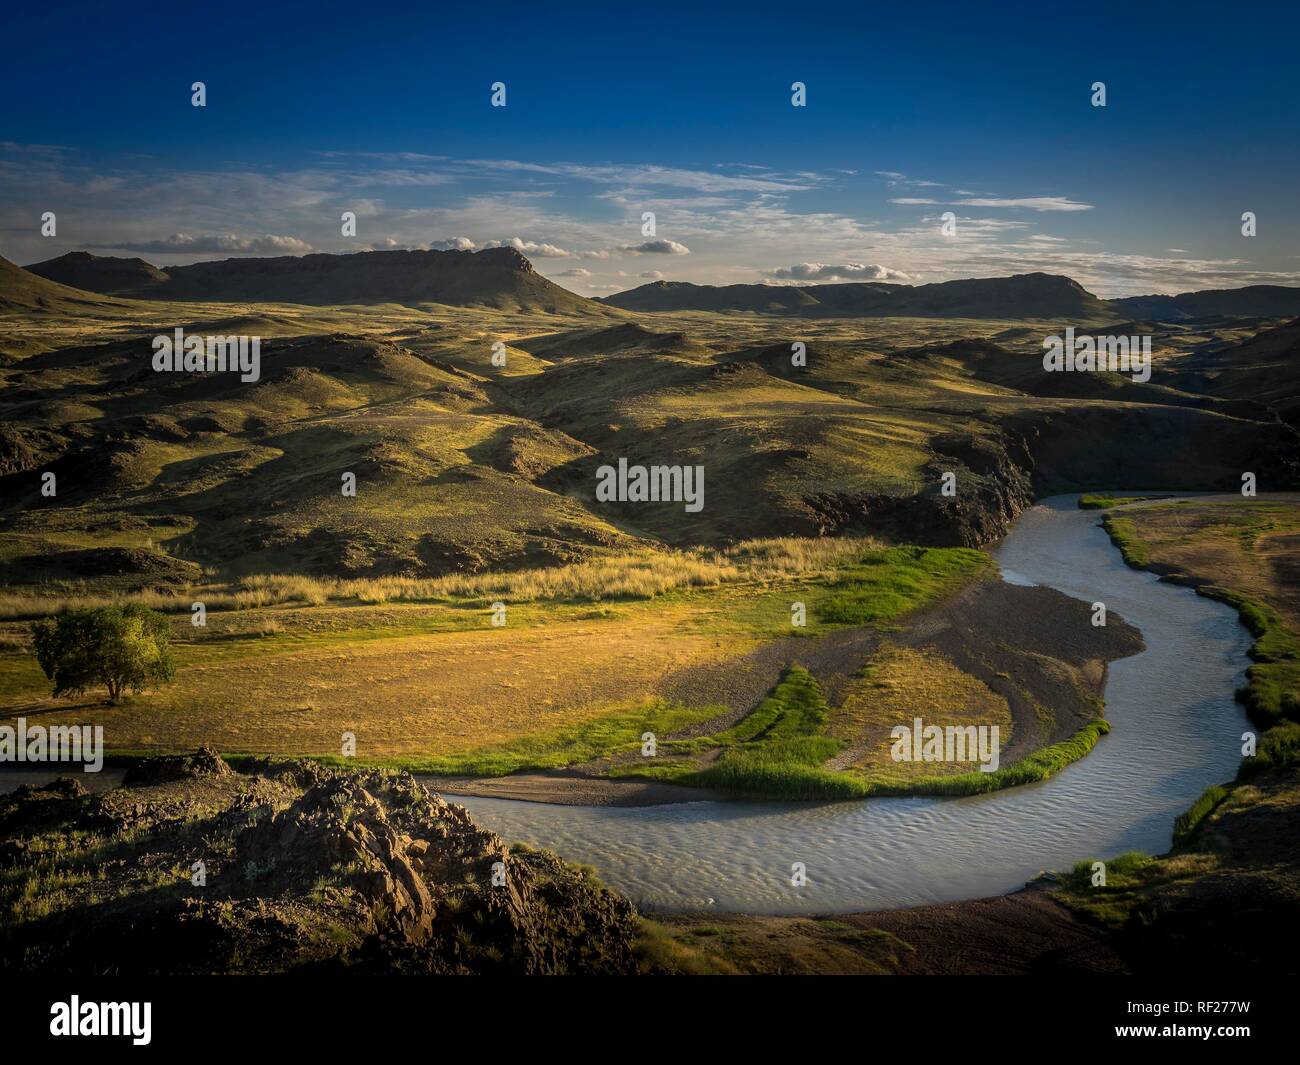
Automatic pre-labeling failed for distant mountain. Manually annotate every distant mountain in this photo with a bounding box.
[598,272,1111,319]
[27,251,170,294]
[1109,285,1300,320]
[599,281,829,315]
[0,254,119,313]
[23,247,603,313]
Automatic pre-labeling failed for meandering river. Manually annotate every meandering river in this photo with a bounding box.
[451,495,1253,914]
[0,496,1253,914]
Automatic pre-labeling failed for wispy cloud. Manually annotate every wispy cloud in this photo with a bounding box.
[956,196,1093,212]
[94,232,313,255]
[2,142,1293,299]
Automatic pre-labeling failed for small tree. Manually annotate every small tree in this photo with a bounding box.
[31,603,176,704]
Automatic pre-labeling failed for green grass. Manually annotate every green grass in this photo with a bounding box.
[1222,594,1300,726]
[1079,493,1135,510]
[1100,515,1151,567]
[1240,721,1300,776]
[614,667,1111,800]
[1172,784,1230,845]
[309,699,728,777]
[1078,493,1170,510]
[612,666,855,798]
[900,719,1111,796]
[1052,851,1160,925]
[815,546,991,626]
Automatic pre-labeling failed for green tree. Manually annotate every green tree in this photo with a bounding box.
[31,604,176,704]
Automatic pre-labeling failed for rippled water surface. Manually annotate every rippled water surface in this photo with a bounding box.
[451,496,1252,913]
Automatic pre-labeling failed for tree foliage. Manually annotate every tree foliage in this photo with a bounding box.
[31,604,176,704]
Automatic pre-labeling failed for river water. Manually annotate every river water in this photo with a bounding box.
[450,495,1253,914]
[0,496,1252,915]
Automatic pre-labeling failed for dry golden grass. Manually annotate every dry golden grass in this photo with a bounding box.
[2,615,745,758]
[0,535,879,618]
[1116,497,1300,630]
[828,645,1012,783]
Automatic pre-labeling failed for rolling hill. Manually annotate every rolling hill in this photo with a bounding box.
[1158,316,1300,426]
[0,254,121,314]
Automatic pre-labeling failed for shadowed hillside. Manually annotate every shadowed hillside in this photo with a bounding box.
[600,272,1112,320]
[0,254,122,314]
[1111,285,1300,321]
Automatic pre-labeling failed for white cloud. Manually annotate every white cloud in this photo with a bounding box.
[769,262,913,282]
[875,171,945,190]
[429,236,477,250]
[623,239,691,255]
[485,237,571,257]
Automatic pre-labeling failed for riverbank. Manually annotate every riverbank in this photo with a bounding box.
[638,495,1300,972]
[8,741,1293,975]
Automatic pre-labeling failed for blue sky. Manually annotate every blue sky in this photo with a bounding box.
[3,0,1298,296]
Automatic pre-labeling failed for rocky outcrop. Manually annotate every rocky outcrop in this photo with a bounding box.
[0,754,641,974]
[804,433,1035,547]
[121,744,233,786]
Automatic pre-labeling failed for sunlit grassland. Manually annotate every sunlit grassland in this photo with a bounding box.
[0,535,878,620]
[0,540,993,769]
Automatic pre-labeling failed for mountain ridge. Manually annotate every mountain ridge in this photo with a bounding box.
[598,272,1111,319]
[1109,285,1300,320]
[23,247,603,314]
[16,248,1300,321]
